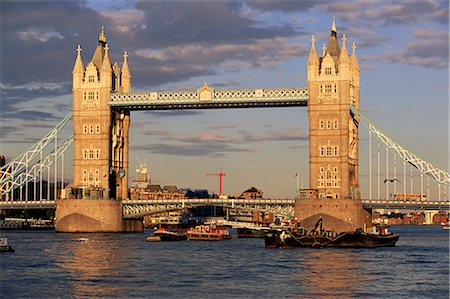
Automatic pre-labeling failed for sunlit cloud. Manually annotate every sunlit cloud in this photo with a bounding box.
[16,27,64,42]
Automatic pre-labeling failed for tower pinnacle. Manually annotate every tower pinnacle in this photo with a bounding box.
[332,16,336,32]
[99,25,106,43]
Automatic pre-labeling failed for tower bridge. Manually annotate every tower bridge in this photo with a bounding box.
[1,21,449,232]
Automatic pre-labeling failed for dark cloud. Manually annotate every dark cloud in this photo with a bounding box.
[131,142,253,157]
[372,29,449,69]
[0,125,22,138]
[238,128,308,142]
[2,110,57,121]
[246,0,319,12]
[325,0,449,28]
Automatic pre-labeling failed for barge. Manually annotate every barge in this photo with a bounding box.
[265,219,399,248]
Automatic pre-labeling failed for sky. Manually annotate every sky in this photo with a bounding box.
[0,0,448,199]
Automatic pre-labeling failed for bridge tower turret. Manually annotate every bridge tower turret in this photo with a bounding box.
[57,26,136,232]
[307,18,360,200]
[296,19,369,232]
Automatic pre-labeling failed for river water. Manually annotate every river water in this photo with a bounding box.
[1,225,448,298]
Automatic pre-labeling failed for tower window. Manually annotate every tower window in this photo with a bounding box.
[333,120,339,129]
[88,92,94,100]
[319,120,325,129]
[325,85,332,93]
[88,75,95,82]
[319,145,339,157]
[325,67,332,75]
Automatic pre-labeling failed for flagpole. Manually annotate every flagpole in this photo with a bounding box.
[295,173,299,192]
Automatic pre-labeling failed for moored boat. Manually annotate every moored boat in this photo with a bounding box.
[0,238,14,253]
[187,225,232,241]
[237,226,270,238]
[265,223,399,248]
[153,228,187,241]
[441,222,450,230]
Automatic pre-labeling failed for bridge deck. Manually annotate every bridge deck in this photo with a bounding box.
[109,87,308,110]
[1,199,448,213]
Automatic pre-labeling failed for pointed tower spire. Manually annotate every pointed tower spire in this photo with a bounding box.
[73,45,84,73]
[100,43,112,87]
[339,34,350,63]
[91,26,107,71]
[326,16,340,59]
[308,35,318,65]
[121,50,131,92]
[72,45,84,89]
[99,25,107,43]
[101,44,112,72]
[332,16,337,33]
[351,42,359,70]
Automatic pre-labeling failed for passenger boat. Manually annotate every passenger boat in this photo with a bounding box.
[152,228,187,241]
[265,221,399,248]
[187,225,232,241]
[236,226,270,238]
[0,238,14,253]
[441,222,450,230]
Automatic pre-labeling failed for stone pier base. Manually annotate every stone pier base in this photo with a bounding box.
[55,199,123,232]
[294,198,372,232]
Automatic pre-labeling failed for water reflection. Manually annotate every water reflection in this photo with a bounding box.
[55,234,131,298]
[299,249,366,297]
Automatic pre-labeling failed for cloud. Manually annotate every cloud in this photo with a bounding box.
[371,29,449,69]
[136,38,307,70]
[239,128,308,142]
[325,0,449,28]
[246,0,319,13]
[0,82,66,92]
[1,110,56,121]
[0,125,22,138]
[131,142,254,157]
[100,8,146,33]
[16,26,64,42]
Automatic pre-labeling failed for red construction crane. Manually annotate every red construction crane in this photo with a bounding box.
[205,168,227,195]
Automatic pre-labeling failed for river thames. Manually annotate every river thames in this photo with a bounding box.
[1,225,448,298]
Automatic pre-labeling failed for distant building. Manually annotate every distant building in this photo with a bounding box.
[238,187,263,199]
[184,189,210,199]
[130,184,185,200]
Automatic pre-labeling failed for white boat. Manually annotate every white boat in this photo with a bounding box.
[441,222,450,230]
[0,238,14,253]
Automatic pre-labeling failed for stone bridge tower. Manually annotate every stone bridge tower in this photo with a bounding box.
[56,27,134,232]
[296,19,371,232]
[72,26,130,200]
[307,19,360,200]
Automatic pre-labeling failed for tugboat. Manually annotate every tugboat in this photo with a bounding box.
[265,218,399,248]
[187,225,232,241]
[146,228,187,241]
[0,238,14,253]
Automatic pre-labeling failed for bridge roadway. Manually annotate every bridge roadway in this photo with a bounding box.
[1,198,448,216]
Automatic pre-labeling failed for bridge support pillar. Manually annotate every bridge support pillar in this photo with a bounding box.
[294,197,372,232]
[55,199,127,232]
[423,210,438,225]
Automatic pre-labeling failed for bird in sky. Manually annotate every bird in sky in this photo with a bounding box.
[384,178,401,184]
